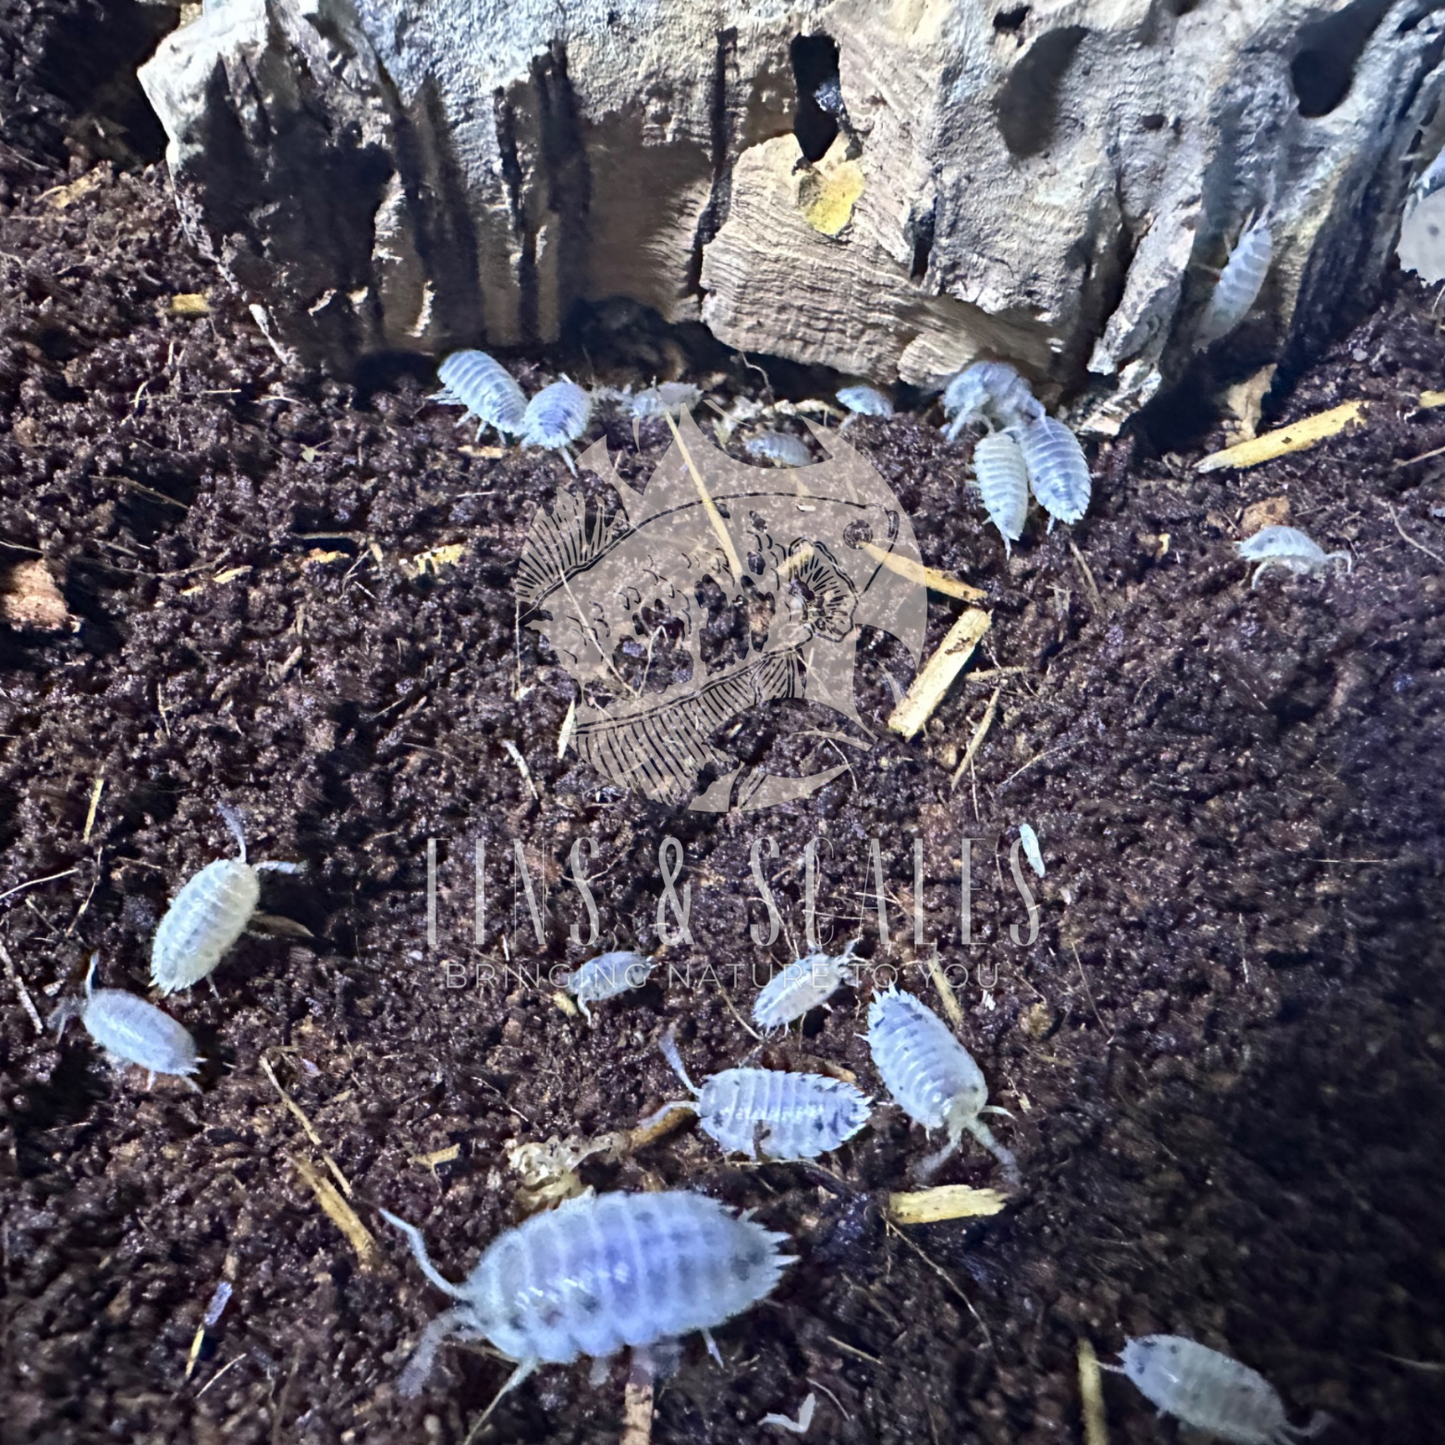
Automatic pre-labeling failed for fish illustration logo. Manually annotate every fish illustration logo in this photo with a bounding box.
[516,411,927,812]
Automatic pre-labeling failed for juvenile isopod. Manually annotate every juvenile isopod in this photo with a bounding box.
[564,949,656,1022]
[1018,823,1045,878]
[972,429,1031,555]
[836,384,894,430]
[752,939,860,1031]
[866,986,1020,1185]
[1102,1335,1330,1444]
[150,803,304,995]
[521,379,593,475]
[430,350,528,441]
[1198,211,1274,348]
[380,1188,792,1405]
[649,1025,871,1160]
[743,432,814,468]
[629,381,703,421]
[1014,415,1092,528]
[1235,525,1351,588]
[58,954,202,1090]
[941,360,1043,441]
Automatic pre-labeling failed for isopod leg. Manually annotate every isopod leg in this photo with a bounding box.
[1279,1411,1334,1441]
[915,1136,959,1182]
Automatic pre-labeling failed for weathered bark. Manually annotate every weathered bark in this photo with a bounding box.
[139,0,1445,421]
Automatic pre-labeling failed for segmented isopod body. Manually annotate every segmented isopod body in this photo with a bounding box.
[866,986,1019,1184]
[1235,525,1351,589]
[1199,212,1274,347]
[972,429,1030,554]
[743,432,814,467]
[752,939,859,1030]
[380,1189,792,1399]
[1019,823,1045,878]
[565,949,655,1022]
[150,804,303,994]
[72,955,201,1090]
[942,361,1043,441]
[1014,415,1091,528]
[521,380,593,476]
[629,381,702,420]
[655,1027,871,1160]
[836,384,894,419]
[1107,1335,1330,1445]
[430,350,528,440]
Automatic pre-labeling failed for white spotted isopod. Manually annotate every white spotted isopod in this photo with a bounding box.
[743,432,814,468]
[564,949,656,1022]
[1014,415,1092,529]
[752,938,860,1031]
[430,350,528,441]
[1235,526,1351,588]
[650,1026,871,1161]
[1103,1335,1331,1445]
[836,384,894,430]
[149,804,304,995]
[60,954,202,1090]
[972,429,1031,555]
[941,361,1043,442]
[521,379,593,476]
[1198,211,1274,348]
[380,1188,792,1404]
[866,986,1020,1185]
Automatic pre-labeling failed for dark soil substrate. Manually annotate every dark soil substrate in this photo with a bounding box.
[6,64,1445,1445]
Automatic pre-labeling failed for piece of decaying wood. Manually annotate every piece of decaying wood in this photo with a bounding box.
[859,541,986,602]
[2,558,76,632]
[950,682,1002,794]
[1196,401,1365,471]
[887,609,991,741]
[887,1185,1010,1223]
[291,1156,377,1268]
[621,1375,654,1445]
[1078,1339,1110,1445]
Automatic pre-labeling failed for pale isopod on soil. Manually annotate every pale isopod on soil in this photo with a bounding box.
[743,432,814,468]
[1014,415,1092,528]
[62,953,202,1090]
[941,360,1043,442]
[972,429,1031,554]
[1235,525,1351,588]
[1198,211,1274,347]
[836,384,894,426]
[1103,1335,1330,1445]
[1019,823,1045,878]
[866,986,1020,1185]
[380,1188,792,1401]
[629,381,703,420]
[430,350,528,440]
[149,803,303,995]
[752,939,860,1031]
[652,1025,872,1160]
[521,379,593,475]
[564,949,656,1022]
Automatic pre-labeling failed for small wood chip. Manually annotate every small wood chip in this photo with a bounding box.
[43,171,103,209]
[1,558,76,632]
[411,1143,461,1170]
[557,697,577,759]
[1079,1339,1110,1445]
[169,293,211,317]
[292,1156,377,1268]
[621,1375,654,1445]
[859,541,986,602]
[1196,401,1365,472]
[888,608,991,741]
[1240,495,1290,533]
[407,542,467,577]
[887,1185,1010,1224]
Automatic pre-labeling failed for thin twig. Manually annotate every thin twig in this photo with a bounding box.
[1392,506,1445,566]
[951,685,1002,791]
[0,868,79,905]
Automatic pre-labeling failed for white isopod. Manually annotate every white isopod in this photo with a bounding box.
[866,986,1020,1185]
[1235,525,1351,589]
[564,949,656,1022]
[430,350,528,441]
[150,804,304,995]
[941,360,1043,442]
[751,939,860,1031]
[836,384,894,430]
[972,429,1031,555]
[629,381,703,421]
[1018,823,1045,878]
[1103,1335,1331,1445]
[650,1026,871,1160]
[59,954,202,1090]
[521,379,593,476]
[380,1188,791,1403]
[1198,211,1274,348]
[1014,415,1092,528]
[743,432,814,468]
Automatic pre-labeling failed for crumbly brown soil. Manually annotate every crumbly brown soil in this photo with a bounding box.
[6,36,1445,1445]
